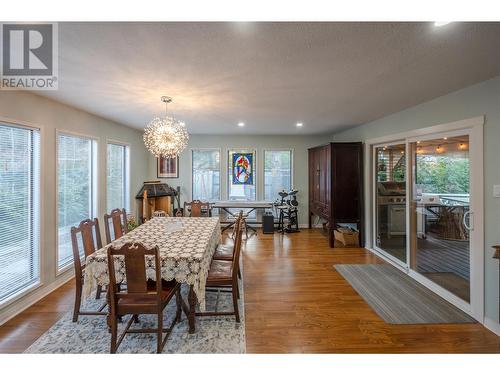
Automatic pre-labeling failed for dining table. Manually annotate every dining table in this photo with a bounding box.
[82,216,221,334]
[211,200,274,234]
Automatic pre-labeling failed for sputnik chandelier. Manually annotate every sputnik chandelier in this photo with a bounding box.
[143,96,189,158]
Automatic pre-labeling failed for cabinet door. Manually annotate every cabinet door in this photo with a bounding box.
[332,144,361,220]
[319,145,330,206]
[310,148,320,203]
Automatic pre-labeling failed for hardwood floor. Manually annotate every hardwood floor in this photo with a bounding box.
[1,228,500,353]
[242,229,500,353]
[0,284,75,353]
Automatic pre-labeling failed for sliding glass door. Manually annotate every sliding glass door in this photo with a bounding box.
[371,121,483,319]
[374,143,407,265]
[409,134,471,303]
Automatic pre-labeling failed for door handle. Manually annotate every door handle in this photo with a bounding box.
[463,210,473,231]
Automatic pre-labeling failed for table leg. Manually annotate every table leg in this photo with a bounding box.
[220,207,237,233]
[221,221,236,232]
[106,287,112,332]
[188,285,196,334]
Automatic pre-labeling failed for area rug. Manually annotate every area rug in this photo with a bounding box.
[24,282,245,354]
[334,264,475,324]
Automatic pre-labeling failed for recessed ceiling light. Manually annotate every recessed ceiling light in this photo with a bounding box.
[238,122,245,127]
[296,122,303,127]
[435,21,452,27]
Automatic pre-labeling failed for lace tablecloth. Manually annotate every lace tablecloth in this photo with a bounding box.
[83,216,221,311]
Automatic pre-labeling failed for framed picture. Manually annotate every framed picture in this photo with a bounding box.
[157,156,179,178]
[232,152,254,185]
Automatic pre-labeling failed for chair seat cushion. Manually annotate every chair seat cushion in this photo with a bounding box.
[213,244,234,261]
[207,259,233,282]
[116,280,178,315]
[118,291,168,306]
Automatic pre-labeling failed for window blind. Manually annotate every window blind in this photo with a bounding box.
[192,149,220,201]
[57,133,97,269]
[0,123,40,303]
[107,143,129,212]
[264,150,292,201]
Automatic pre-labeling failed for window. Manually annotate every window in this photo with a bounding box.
[264,150,292,201]
[228,149,256,201]
[192,149,220,201]
[107,143,129,212]
[0,123,40,303]
[57,132,97,269]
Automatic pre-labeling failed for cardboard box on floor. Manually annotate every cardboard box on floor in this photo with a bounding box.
[334,227,360,247]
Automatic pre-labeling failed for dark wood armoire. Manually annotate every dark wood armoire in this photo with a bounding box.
[308,142,363,248]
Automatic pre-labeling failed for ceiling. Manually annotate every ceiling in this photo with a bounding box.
[39,22,500,135]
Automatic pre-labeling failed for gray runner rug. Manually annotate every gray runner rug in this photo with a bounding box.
[24,282,245,354]
[334,264,475,324]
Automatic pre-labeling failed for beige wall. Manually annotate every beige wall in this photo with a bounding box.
[146,134,327,225]
[0,91,149,324]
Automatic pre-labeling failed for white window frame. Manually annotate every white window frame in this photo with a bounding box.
[0,117,42,308]
[55,130,98,274]
[262,148,294,201]
[190,148,222,202]
[105,140,130,212]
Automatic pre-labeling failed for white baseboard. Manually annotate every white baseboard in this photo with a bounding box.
[0,270,74,327]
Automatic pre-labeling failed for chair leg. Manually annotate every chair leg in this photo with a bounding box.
[110,315,118,354]
[72,281,82,322]
[95,285,103,300]
[175,288,182,323]
[133,314,140,323]
[232,280,240,323]
[157,312,163,354]
[243,220,249,239]
[235,278,240,299]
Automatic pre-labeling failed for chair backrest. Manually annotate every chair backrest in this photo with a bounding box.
[104,208,128,244]
[232,213,244,279]
[152,210,168,218]
[107,242,162,307]
[185,200,210,217]
[71,218,103,277]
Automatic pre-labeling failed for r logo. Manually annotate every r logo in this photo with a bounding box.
[2,24,53,76]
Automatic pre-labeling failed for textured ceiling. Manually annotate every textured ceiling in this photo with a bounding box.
[38,22,500,134]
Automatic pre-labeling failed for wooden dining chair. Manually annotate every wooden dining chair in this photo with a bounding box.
[184,200,210,217]
[107,242,182,354]
[104,208,128,244]
[71,218,107,322]
[213,215,242,279]
[213,216,241,261]
[198,213,243,322]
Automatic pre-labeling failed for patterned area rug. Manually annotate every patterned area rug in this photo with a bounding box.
[335,264,475,324]
[24,283,245,354]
